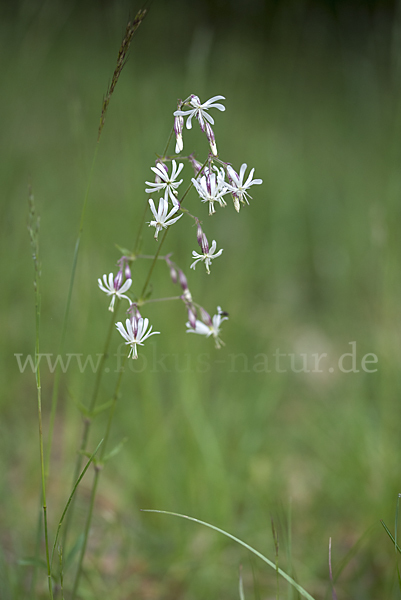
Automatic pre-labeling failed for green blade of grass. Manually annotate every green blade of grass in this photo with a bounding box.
[142,510,316,600]
[50,439,103,569]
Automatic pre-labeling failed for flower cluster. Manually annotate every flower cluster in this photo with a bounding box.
[98,94,262,359]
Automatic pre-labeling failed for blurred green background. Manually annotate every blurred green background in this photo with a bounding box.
[2,0,401,597]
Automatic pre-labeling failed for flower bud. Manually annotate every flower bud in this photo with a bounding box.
[187,305,197,329]
[128,303,142,322]
[165,255,178,284]
[205,122,218,156]
[199,306,212,327]
[188,153,203,176]
[125,262,132,280]
[181,289,193,304]
[195,220,203,245]
[178,269,188,291]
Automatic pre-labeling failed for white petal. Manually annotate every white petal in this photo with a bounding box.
[119,278,132,294]
[116,321,131,343]
[165,213,183,227]
[148,198,157,219]
[239,163,247,182]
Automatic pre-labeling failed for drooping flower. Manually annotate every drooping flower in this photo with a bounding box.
[173,95,226,131]
[225,163,263,212]
[148,198,183,240]
[190,238,223,274]
[192,169,229,215]
[186,306,228,349]
[116,317,160,359]
[98,273,132,312]
[145,160,184,205]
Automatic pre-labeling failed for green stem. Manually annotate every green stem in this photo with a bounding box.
[133,196,150,255]
[139,156,208,300]
[29,190,53,599]
[71,357,127,600]
[133,128,174,255]
[61,302,119,552]
[69,132,205,598]
[51,441,103,570]
[38,368,54,599]
[45,143,100,479]
[140,229,168,299]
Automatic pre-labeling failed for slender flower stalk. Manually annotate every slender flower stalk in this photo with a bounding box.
[71,355,128,600]
[28,189,53,599]
[98,10,147,141]
[60,305,119,553]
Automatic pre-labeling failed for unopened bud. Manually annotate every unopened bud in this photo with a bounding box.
[188,153,203,176]
[199,306,212,327]
[178,269,188,291]
[181,289,193,304]
[205,122,218,156]
[128,303,142,322]
[196,220,203,246]
[187,305,197,329]
[125,262,132,280]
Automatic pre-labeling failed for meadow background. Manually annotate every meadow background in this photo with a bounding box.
[2,0,401,598]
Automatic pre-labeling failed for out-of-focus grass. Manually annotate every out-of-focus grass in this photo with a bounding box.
[2,1,401,598]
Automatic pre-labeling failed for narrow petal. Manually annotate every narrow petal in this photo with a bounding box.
[148,198,157,219]
[239,163,247,182]
[165,214,183,227]
[119,279,132,294]
[116,321,131,343]
[186,112,195,129]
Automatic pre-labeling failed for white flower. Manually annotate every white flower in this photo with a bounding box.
[98,273,132,312]
[186,306,228,349]
[145,160,184,205]
[148,198,183,239]
[174,95,226,131]
[116,317,160,359]
[192,170,229,215]
[190,240,223,274]
[226,163,263,212]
